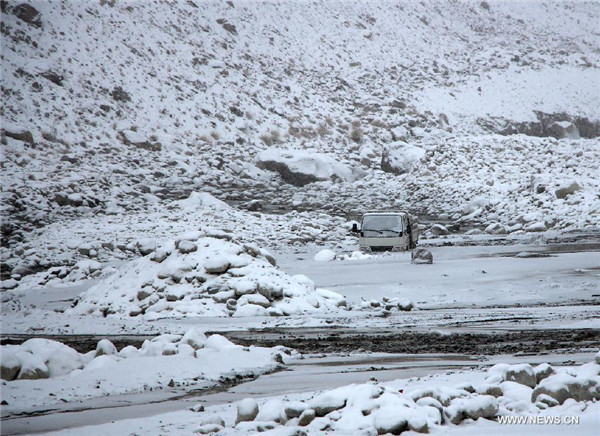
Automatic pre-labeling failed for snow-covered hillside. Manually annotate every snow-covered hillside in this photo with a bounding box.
[1,0,599,279]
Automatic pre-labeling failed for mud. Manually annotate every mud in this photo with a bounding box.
[223,328,600,356]
[3,328,599,356]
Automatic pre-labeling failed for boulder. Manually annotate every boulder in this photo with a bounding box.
[136,239,156,256]
[445,395,498,424]
[16,353,50,380]
[12,3,42,27]
[298,408,316,426]
[180,328,207,350]
[534,363,555,384]
[178,241,198,254]
[309,393,347,417]
[256,148,365,187]
[1,352,21,381]
[505,364,537,388]
[204,257,230,274]
[525,221,547,232]
[95,339,117,357]
[411,248,433,264]
[484,223,506,235]
[373,407,409,435]
[2,129,34,143]
[429,224,449,235]
[381,143,425,175]
[555,181,581,199]
[548,121,580,139]
[236,398,259,423]
[284,401,307,419]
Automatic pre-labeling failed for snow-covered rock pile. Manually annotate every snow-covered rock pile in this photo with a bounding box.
[1,194,353,283]
[1,329,288,408]
[359,297,414,313]
[69,233,347,320]
[196,354,600,434]
[0,330,282,382]
[486,358,600,407]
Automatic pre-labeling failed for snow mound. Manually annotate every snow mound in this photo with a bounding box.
[173,192,230,212]
[313,249,337,262]
[256,148,365,186]
[1,330,287,409]
[69,235,346,319]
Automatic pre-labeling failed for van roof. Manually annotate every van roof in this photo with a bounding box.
[363,211,408,216]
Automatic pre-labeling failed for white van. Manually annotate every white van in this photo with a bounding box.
[351,211,417,252]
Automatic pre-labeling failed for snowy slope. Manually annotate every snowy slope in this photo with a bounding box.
[1,0,599,279]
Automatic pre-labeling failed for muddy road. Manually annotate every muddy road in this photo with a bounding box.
[224,327,600,355]
[3,328,599,356]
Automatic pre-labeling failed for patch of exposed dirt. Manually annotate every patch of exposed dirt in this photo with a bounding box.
[223,328,600,355]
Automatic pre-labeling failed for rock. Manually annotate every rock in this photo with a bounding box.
[181,328,206,350]
[531,382,570,405]
[416,397,443,413]
[397,298,414,311]
[178,241,198,254]
[463,396,499,420]
[505,364,536,388]
[246,200,262,211]
[555,181,581,199]
[238,293,270,308]
[40,70,64,86]
[285,401,307,418]
[548,121,580,139]
[525,221,547,232]
[298,408,316,426]
[531,373,600,404]
[313,249,336,262]
[596,351,600,364]
[429,224,449,236]
[2,129,34,143]
[535,393,559,407]
[199,416,225,427]
[256,148,365,187]
[137,289,152,301]
[381,143,425,175]
[150,249,169,263]
[136,239,156,256]
[12,3,42,27]
[309,393,346,417]
[121,130,161,151]
[17,354,50,380]
[374,408,408,434]
[236,398,259,423]
[95,339,117,357]
[1,353,21,381]
[411,248,433,264]
[111,86,131,102]
[445,396,498,424]
[195,424,223,434]
[478,384,503,398]
[0,279,18,290]
[408,416,429,433]
[484,223,506,235]
[204,257,230,274]
[534,363,555,384]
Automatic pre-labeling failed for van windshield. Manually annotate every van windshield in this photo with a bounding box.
[362,215,403,237]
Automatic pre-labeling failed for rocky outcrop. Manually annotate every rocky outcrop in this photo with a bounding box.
[479,112,600,139]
